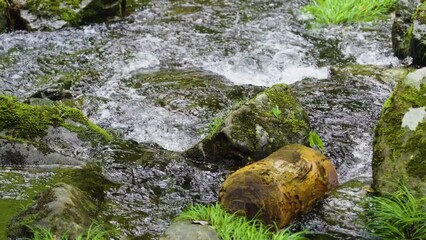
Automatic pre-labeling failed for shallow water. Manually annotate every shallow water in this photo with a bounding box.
[0,0,403,238]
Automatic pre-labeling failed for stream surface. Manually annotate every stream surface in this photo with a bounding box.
[0,0,404,239]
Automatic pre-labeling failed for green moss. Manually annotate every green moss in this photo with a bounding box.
[0,0,6,11]
[25,0,82,24]
[0,95,112,144]
[52,163,117,203]
[414,1,426,24]
[2,164,120,239]
[0,199,31,240]
[373,81,426,194]
[284,113,309,135]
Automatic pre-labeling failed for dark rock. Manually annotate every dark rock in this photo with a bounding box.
[8,0,123,31]
[185,84,311,166]
[392,0,421,59]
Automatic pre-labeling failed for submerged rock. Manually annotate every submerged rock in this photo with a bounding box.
[373,68,426,195]
[219,144,338,228]
[161,221,220,240]
[185,84,311,166]
[8,0,123,31]
[0,96,112,165]
[7,183,97,239]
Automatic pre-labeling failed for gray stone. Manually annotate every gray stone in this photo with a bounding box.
[161,221,220,240]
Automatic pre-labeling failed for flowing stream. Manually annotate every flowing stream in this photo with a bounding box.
[0,0,404,239]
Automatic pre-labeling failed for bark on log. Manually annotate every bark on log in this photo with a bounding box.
[219,144,338,228]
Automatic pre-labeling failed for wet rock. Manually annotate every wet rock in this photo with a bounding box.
[330,65,412,87]
[219,144,338,228]
[373,67,426,196]
[161,220,220,240]
[98,69,262,151]
[126,69,262,122]
[391,0,426,65]
[8,0,123,31]
[185,84,311,166]
[301,178,372,239]
[392,0,421,59]
[7,183,97,239]
[0,95,112,165]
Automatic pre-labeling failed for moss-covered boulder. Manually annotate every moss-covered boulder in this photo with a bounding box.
[0,96,112,165]
[219,144,338,228]
[7,183,97,239]
[185,84,311,165]
[391,0,426,66]
[8,0,123,31]
[373,67,426,196]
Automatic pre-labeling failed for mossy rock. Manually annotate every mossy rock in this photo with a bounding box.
[0,95,112,165]
[6,163,117,239]
[373,67,426,196]
[391,0,420,59]
[185,84,311,166]
[330,65,412,87]
[9,0,122,31]
[126,69,262,119]
[7,183,97,239]
[391,0,426,66]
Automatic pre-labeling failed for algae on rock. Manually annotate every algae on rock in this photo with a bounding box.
[0,95,112,165]
[185,84,311,166]
[373,68,426,196]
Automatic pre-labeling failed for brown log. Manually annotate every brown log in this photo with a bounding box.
[219,144,338,228]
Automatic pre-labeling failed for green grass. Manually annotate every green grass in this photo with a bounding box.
[302,0,398,25]
[29,223,109,240]
[366,185,426,240]
[176,203,307,240]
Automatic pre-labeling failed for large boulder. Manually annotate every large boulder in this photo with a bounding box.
[373,68,426,195]
[219,144,338,228]
[8,0,123,31]
[7,183,97,239]
[0,96,112,165]
[185,84,311,166]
